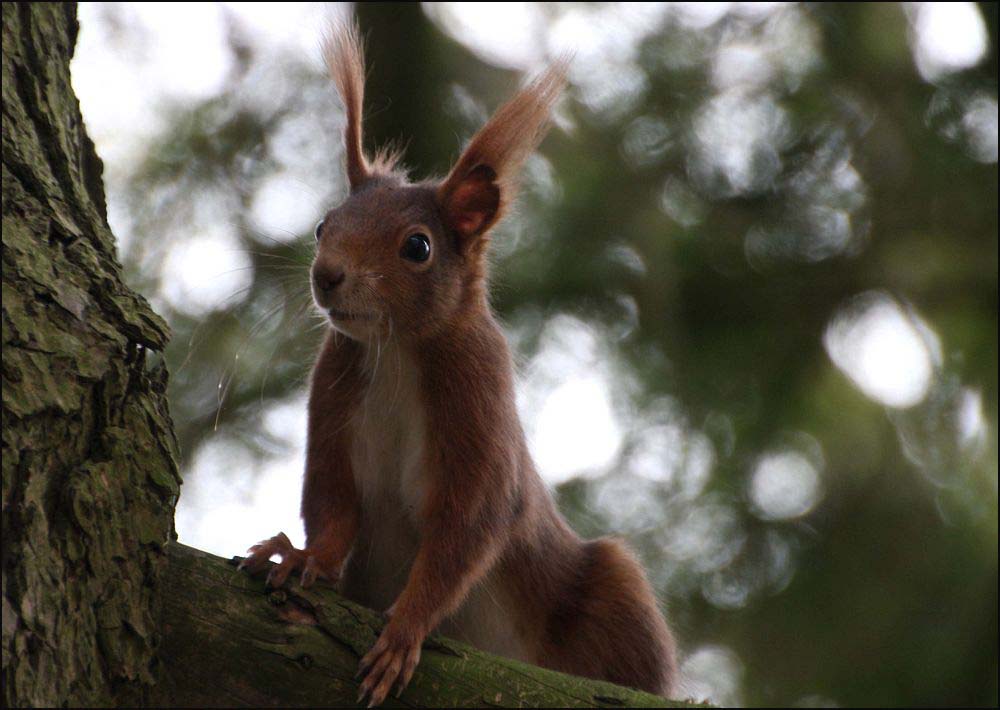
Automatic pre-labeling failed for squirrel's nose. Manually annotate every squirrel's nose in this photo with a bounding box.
[313,265,346,293]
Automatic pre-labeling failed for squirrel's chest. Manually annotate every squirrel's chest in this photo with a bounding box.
[349,349,428,520]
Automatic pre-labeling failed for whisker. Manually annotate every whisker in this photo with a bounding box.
[258,297,316,408]
[212,294,302,431]
[233,249,311,266]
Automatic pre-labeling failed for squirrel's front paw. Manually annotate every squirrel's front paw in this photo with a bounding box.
[356,620,422,707]
[238,532,335,588]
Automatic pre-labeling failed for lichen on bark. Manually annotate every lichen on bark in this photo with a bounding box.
[2,3,181,706]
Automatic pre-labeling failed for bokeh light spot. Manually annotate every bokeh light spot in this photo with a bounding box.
[749,450,823,521]
[824,292,941,409]
[910,2,988,81]
[160,228,252,317]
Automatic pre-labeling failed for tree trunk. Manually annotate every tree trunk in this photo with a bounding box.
[1,5,691,708]
[2,3,180,707]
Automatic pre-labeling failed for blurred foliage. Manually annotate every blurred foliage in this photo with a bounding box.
[98,2,996,707]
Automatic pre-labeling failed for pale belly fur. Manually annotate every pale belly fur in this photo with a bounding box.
[341,343,533,663]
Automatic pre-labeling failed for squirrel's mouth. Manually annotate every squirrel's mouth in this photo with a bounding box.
[327,307,378,323]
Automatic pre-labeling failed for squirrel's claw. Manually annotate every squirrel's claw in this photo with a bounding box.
[240,532,302,586]
[357,622,421,707]
[239,532,337,589]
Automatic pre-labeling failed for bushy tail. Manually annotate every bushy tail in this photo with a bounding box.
[544,537,677,696]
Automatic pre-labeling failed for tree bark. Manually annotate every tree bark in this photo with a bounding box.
[2,4,693,708]
[2,3,179,707]
[156,544,680,708]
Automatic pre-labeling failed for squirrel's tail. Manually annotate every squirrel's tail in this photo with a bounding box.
[542,537,677,697]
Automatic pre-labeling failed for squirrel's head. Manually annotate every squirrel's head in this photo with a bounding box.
[311,22,566,342]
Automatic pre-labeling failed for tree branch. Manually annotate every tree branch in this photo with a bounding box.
[157,544,696,708]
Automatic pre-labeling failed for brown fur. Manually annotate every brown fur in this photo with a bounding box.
[241,21,676,706]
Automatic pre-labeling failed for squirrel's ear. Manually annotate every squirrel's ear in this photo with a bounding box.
[439,164,501,239]
[323,22,370,190]
[439,60,567,241]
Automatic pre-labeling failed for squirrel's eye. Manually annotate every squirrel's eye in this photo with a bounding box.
[401,233,431,262]
[314,219,325,242]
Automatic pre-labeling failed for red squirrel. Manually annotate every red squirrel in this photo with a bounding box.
[239,22,677,706]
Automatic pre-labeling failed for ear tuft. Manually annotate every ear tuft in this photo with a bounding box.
[438,60,568,240]
[322,21,370,190]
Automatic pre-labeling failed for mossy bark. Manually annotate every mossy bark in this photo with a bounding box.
[2,3,180,706]
[2,5,699,708]
[156,544,684,709]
